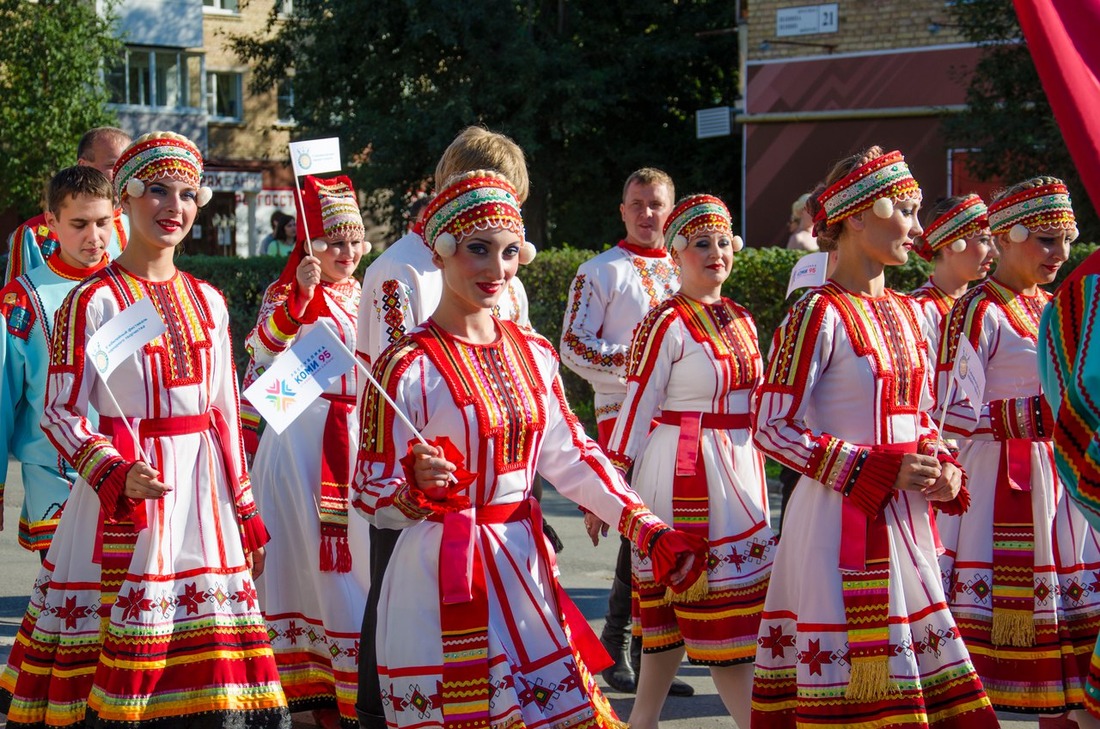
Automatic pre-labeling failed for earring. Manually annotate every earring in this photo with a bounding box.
[872,198,894,219]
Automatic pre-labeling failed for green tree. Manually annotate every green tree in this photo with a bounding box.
[944,0,1096,237]
[0,0,121,219]
[229,0,739,248]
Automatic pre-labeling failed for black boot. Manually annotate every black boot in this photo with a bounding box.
[631,632,695,697]
[600,576,637,693]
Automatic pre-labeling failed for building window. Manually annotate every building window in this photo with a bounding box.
[106,47,203,111]
[207,71,243,121]
[203,0,239,12]
[277,78,295,125]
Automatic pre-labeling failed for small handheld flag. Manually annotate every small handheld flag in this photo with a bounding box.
[786,251,829,298]
[244,322,357,434]
[86,297,167,378]
[288,137,344,258]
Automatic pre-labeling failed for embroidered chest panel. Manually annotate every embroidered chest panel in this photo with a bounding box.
[629,255,678,309]
[674,295,760,389]
[111,269,214,388]
[913,284,954,318]
[826,284,925,414]
[378,279,409,342]
[985,279,1049,342]
[416,321,546,473]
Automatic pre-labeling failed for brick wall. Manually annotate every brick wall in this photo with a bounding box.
[203,0,290,175]
[747,0,967,62]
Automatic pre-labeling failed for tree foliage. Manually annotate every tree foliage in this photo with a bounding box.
[944,0,1096,236]
[229,0,740,248]
[0,0,121,218]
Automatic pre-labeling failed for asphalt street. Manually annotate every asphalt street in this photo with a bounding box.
[0,459,1042,727]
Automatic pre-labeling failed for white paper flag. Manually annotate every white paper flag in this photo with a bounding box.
[785,251,829,298]
[86,297,167,378]
[243,322,357,434]
[951,335,986,416]
[289,137,342,176]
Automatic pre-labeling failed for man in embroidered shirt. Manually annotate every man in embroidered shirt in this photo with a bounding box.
[4,126,130,285]
[559,167,692,696]
[0,166,113,557]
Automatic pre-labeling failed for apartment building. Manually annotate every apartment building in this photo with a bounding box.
[737,0,996,246]
[107,0,295,256]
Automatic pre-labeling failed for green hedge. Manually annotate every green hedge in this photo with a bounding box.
[176,243,1099,432]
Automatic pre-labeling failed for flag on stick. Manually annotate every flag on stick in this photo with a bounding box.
[87,297,166,378]
[289,137,342,176]
[786,251,829,297]
[244,322,357,434]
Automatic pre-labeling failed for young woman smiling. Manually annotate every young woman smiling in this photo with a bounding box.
[934,177,1100,727]
[606,194,773,729]
[351,171,706,729]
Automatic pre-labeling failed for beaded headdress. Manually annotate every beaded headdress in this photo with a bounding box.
[297,175,366,246]
[814,150,921,234]
[987,181,1077,244]
[663,194,743,252]
[423,170,535,264]
[113,132,212,207]
[915,194,989,260]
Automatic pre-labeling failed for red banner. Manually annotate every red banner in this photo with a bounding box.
[1014,0,1100,213]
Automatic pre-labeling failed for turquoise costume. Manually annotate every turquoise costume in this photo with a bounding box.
[0,253,107,551]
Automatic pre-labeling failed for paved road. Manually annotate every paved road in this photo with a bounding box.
[0,459,1041,727]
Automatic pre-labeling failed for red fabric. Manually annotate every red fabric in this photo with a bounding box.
[1014,0,1100,213]
[648,528,709,594]
[318,393,355,573]
[617,239,668,258]
[397,436,477,513]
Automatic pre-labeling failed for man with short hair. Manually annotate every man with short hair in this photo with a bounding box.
[0,166,114,557]
[559,168,692,696]
[4,126,131,284]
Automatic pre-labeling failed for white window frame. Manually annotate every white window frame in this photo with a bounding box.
[276,77,296,126]
[202,0,239,14]
[207,70,244,122]
[106,46,204,112]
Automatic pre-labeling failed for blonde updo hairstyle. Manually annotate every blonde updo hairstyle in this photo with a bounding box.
[806,145,887,252]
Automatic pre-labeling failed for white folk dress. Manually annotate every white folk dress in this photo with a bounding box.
[246,278,368,727]
[606,294,773,664]
[751,282,995,729]
[559,241,678,438]
[353,319,674,729]
[910,278,956,359]
[934,277,1100,713]
[0,264,288,729]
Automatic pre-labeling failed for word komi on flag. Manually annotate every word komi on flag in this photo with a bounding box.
[244,322,357,434]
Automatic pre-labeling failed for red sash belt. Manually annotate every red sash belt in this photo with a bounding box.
[429,496,611,728]
[840,441,917,572]
[318,392,356,573]
[101,412,213,441]
[656,411,751,478]
[96,413,215,561]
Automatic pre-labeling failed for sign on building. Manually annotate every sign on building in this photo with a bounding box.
[776,3,838,37]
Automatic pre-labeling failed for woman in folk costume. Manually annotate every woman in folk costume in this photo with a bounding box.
[750,147,997,729]
[605,194,773,729]
[352,171,707,729]
[0,132,289,729]
[1039,246,1100,720]
[934,177,1100,726]
[245,175,369,729]
[909,194,998,355]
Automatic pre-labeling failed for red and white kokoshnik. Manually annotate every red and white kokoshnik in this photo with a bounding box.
[813,149,922,232]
